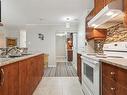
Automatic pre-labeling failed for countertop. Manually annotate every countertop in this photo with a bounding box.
[0,52,44,67]
[100,58,127,70]
[81,53,127,70]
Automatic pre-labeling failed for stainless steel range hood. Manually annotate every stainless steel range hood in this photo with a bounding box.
[88,0,124,29]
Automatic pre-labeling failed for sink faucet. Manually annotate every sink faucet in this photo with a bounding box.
[6,46,21,55]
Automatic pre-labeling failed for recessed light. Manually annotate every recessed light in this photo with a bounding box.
[66,17,71,21]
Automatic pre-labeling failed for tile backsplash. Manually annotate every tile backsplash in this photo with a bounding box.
[105,23,127,43]
[95,23,127,53]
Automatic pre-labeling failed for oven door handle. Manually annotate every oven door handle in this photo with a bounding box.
[85,61,96,69]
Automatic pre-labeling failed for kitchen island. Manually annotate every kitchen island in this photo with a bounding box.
[0,53,44,95]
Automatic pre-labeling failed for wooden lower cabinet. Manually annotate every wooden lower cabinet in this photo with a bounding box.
[102,63,127,95]
[67,50,73,62]
[0,54,44,95]
[19,54,44,95]
[77,53,82,83]
[19,59,31,95]
[0,62,19,95]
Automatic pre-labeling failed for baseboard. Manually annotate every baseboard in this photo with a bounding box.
[48,64,56,67]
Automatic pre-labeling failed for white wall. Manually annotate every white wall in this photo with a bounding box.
[20,30,26,48]
[26,25,78,67]
[73,33,78,69]
[6,26,20,46]
[77,10,95,54]
[77,15,86,53]
[0,27,6,48]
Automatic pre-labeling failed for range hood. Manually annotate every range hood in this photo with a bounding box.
[88,0,124,29]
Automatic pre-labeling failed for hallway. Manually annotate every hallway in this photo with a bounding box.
[44,62,77,77]
[33,62,84,95]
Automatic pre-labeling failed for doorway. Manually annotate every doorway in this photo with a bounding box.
[55,32,67,63]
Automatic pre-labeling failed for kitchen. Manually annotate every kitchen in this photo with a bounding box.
[0,0,127,95]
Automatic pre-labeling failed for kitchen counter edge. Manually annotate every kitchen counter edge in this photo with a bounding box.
[0,52,45,67]
[100,58,127,70]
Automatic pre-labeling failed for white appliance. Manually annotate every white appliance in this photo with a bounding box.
[81,42,127,95]
[88,0,124,29]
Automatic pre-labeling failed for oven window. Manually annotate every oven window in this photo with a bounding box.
[84,63,93,83]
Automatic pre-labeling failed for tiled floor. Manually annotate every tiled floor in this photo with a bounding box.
[44,62,77,77]
[33,77,84,95]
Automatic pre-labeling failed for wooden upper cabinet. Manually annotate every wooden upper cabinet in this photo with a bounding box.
[104,0,113,6]
[124,0,127,26]
[0,62,19,95]
[94,0,105,15]
[124,0,127,12]
[86,28,107,40]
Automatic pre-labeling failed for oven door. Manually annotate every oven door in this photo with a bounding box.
[82,56,100,95]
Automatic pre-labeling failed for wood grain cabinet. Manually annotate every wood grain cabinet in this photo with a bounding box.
[104,0,112,6]
[0,54,44,95]
[102,63,127,95]
[77,53,82,83]
[124,0,127,12]
[86,28,107,40]
[0,62,19,95]
[94,0,105,15]
[124,0,127,26]
[19,54,44,95]
[67,50,73,62]
[86,0,113,41]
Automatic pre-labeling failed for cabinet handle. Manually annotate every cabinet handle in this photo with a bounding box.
[111,87,115,91]
[0,69,5,86]
[111,87,116,95]
[110,72,115,75]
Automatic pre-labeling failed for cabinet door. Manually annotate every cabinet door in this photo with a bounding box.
[86,27,94,40]
[0,63,19,95]
[93,29,107,39]
[104,0,112,6]
[124,0,127,12]
[67,50,73,61]
[116,83,127,95]
[77,53,82,83]
[94,0,105,14]
[19,59,30,95]
[38,55,44,79]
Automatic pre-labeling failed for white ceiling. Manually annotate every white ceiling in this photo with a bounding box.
[1,0,85,26]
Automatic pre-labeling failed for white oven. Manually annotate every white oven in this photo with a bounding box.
[81,56,100,95]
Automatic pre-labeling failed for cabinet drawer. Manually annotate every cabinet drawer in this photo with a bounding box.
[102,88,114,95]
[116,83,127,95]
[102,63,118,81]
[117,68,127,88]
[102,76,116,95]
